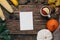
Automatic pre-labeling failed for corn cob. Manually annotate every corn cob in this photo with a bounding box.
[0,7,5,21]
[10,0,18,7]
[0,0,14,13]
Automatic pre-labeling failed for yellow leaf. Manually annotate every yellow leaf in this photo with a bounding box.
[55,0,60,6]
[48,0,56,4]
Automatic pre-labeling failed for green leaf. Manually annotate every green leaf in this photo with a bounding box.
[2,35,11,40]
[0,30,10,36]
[0,23,6,33]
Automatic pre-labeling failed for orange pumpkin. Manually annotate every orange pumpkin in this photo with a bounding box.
[46,19,59,32]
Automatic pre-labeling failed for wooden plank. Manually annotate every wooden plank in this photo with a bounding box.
[5,5,47,34]
[1,5,59,34]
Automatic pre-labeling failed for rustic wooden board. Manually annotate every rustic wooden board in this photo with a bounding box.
[1,5,47,34]
[0,0,60,40]
[11,34,37,40]
[1,5,59,34]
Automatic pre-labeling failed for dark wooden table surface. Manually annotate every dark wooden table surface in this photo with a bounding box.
[0,0,60,40]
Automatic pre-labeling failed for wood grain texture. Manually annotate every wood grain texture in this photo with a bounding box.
[5,5,48,34]
[0,0,60,40]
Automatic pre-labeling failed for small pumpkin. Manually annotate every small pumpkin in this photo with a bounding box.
[37,29,53,40]
[46,19,59,32]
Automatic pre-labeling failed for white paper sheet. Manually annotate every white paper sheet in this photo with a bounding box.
[20,12,33,30]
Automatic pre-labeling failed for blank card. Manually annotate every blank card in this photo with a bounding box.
[20,12,33,30]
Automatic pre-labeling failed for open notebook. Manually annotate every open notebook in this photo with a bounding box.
[20,12,33,30]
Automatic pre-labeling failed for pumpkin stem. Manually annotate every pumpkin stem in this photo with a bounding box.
[52,24,55,31]
[52,24,55,27]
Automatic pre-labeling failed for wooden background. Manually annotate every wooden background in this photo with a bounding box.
[0,0,60,40]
